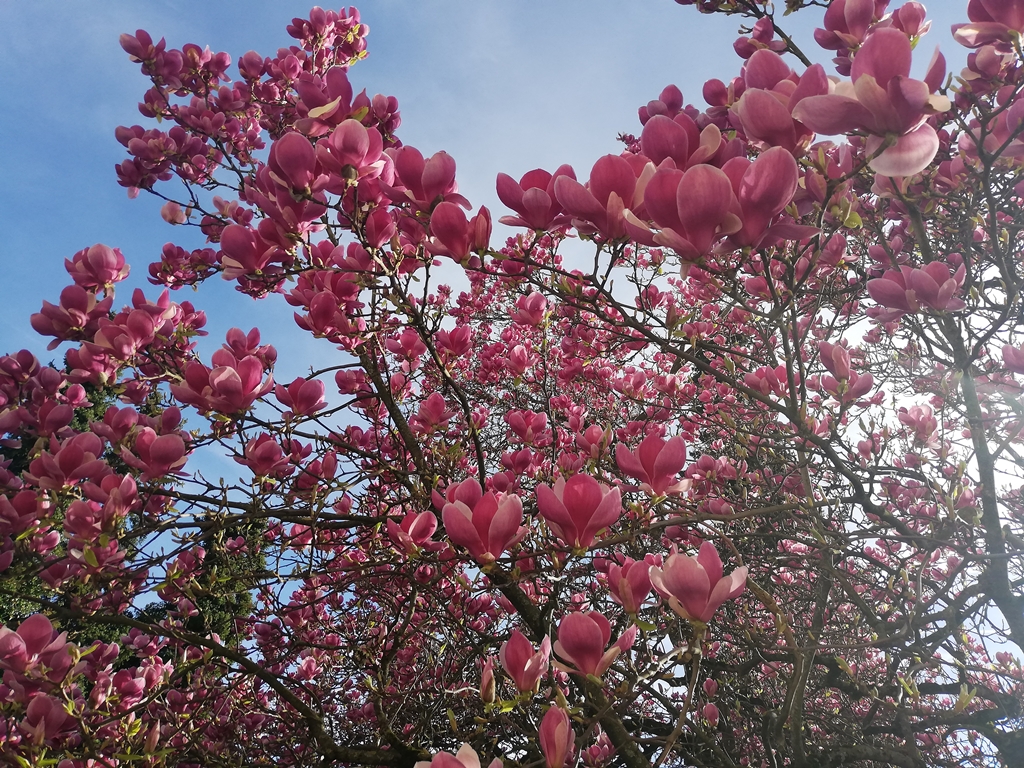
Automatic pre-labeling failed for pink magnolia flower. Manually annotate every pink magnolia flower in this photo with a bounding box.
[954,0,1024,48]
[866,262,967,316]
[513,292,547,326]
[18,695,75,745]
[615,433,689,496]
[536,474,622,549]
[429,202,491,264]
[793,28,949,176]
[817,342,874,403]
[120,428,188,482]
[499,629,551,693]
[703,702,721,727]
[170,349,274,415]
[65,244,130,292]
[0,614,72,681]
[606,556,656,614]
[540,706,575,768]
[731,52,829,154]
[496,165,576,230]
[386,510,438,554]
[415,744,502,768]
[441,479,524,563]
[898,404,939,446]
[314,119,388,185]
[275,377,326,417]
[631,162,741,261]
[383,146,469,213]
[554,611,637,678]
[650,542,747,624]
[554,154,652,240]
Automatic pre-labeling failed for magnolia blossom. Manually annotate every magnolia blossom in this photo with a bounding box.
[536,474,622,549]
[615,433,689,495]
[650,542,747,624]
[553,611,637,677]
[441,479,524,563]
[540,706,575,768]
[499,630,551,694]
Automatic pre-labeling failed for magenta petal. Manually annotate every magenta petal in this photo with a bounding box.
[588,155,636,209]
[743,50,792,90]
[735,89,796,149]
[643,167,684,231]
[696,541,724,586]
[641,115,690,166]
[652,436,687,483]
[866,276,912,311]
[554,176,605,223]
[16,614,55,655]
[616,442,650,484]
[556,613,605,675]
[442,502,484,558]
[851,27,912,86]
[866,124,939,176]
[792,95,873,136]
[676,164,735,253]
[740,147,798,221]
[487,494,523,556]
[422,151,457,202]
[496,172,525,211]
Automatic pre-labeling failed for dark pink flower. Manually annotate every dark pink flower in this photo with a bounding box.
[386,510,438,554]
[866,262,966,316]
[554,154,651,240]
[429,202,491,264]
[275,377,326,417]
[553,611,636,677]
[606,556,656,614]
[496,165,576,230]
[65,244,130,291]
[536,474,622,549]
[954,0,1024,48]
[615,433,689,496]
[499,629,551,693]
[442,479,524,563]
[649,542,747,624]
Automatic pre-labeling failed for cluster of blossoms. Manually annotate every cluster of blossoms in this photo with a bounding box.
[3,1,1024,766]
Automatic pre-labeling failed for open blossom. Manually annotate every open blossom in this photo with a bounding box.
[553,611,636,678]
[866,261,966,316]
[499,629,551,693]
[496,165,576,230]
[615,433,689,495]
[536,474,622,549]
[554,154,652,240]
[386,510,438,554]
[793,27,949,176]
[650,542,747,624]
[441,479,524,563]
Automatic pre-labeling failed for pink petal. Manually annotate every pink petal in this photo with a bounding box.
[851,27,912,86]
[866,124,939,176]
[792,94,874,135]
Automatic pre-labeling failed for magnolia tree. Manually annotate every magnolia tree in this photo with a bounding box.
[4,0,1024,765]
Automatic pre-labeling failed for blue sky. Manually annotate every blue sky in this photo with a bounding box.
[0,0,969,377]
